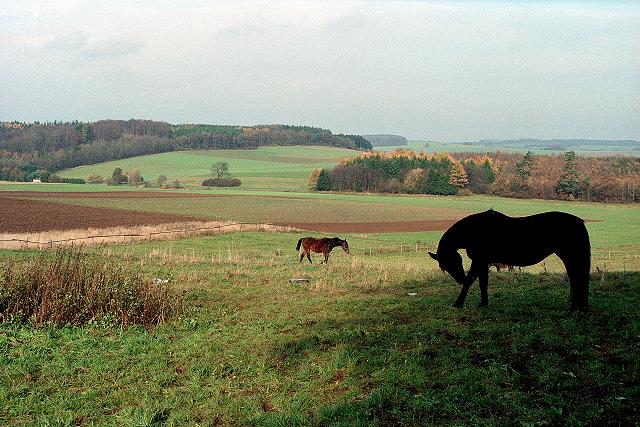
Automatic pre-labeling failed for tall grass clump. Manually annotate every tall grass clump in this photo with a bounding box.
[0,249,182,328]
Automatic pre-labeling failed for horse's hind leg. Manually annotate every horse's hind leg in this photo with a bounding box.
[307,251,312,264]
[478,264,489,308]
[560,254,590,312]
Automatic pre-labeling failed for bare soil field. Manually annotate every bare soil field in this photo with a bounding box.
[0,195,200,233]
[1,191,464,234]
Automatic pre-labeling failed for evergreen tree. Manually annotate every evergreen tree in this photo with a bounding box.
[556,151,581,199]
[482,160,496,183]
[315,169,332,191]
[82,125,94,144]
[515,151,534,183]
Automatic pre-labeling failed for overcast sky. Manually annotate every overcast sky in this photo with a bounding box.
[1,1,639,141]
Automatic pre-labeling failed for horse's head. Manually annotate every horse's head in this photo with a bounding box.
[429,250,466,285]
[341,239,349,254]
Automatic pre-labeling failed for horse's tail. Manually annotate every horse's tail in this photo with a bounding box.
[296,238,303,251]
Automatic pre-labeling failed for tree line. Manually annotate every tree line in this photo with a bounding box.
[0,120,372,181]
[310,149,640,203]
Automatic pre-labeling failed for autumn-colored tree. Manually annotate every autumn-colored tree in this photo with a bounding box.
[308,168,321,189]
[403,168,427,193]
[448,162,469,190]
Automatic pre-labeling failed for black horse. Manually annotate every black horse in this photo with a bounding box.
[429,210,590,311]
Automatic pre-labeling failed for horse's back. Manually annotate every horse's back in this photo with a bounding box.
[462,211,589,265]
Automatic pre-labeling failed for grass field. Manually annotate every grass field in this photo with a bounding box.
[58,146,359,191]
[2,145,640,425]
[1,234,639,425]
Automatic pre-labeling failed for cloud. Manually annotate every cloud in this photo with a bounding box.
[42,31,88,53]
[217,23,268,38]
[42,32,143,61]
[82,39,144,61]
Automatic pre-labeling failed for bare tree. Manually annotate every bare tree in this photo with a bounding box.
[212,162,229,179]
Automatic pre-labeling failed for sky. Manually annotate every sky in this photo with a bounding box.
[1,1,639,141]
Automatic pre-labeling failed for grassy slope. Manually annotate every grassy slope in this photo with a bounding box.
[1,235,638,425]
[57,146,359,191]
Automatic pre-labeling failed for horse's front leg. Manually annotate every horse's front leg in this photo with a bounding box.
[323,251,329,264]
[453,262,479,308]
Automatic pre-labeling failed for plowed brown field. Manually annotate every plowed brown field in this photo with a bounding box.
[0,195,200,233]
[0,191,458,234]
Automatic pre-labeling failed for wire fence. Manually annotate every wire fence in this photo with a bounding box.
[1,226,638,263]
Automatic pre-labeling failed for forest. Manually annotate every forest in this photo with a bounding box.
[311,149,640,203]
[0,120,371,181]
[362,134,409,147]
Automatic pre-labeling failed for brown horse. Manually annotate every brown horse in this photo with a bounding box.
[296,237,349,264]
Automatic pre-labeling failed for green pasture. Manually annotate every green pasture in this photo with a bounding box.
[57,146,359,191]
[1,233,639,425]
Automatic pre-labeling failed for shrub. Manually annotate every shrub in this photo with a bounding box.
[383,178,403,193]
[201,178,241,187]
[0,249,182,328]
[47,175,85,184]
[127,169,143,186]
[86,174,104,183]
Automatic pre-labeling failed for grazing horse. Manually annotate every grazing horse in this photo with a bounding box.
[429,210,590,311]
[489,262,514,272]
[296,237,349,264]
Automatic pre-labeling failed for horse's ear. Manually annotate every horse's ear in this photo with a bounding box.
[428,252,438,261]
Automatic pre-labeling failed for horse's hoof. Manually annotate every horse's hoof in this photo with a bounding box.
[452,302,463,308]
[478,303,488,308]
